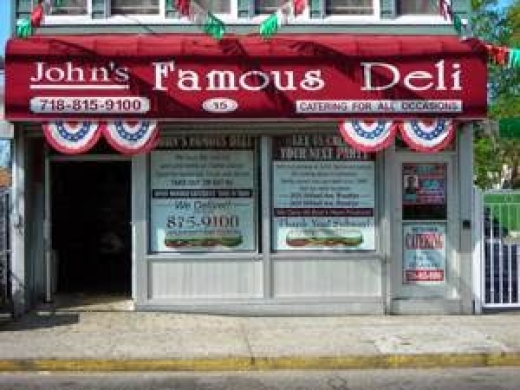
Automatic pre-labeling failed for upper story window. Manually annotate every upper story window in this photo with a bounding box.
[396,0,437,15]
[256,0,278,15]
[197,0,231,14]
[111,0,160,15]
[326,0,374,15]
[49,0,88,15]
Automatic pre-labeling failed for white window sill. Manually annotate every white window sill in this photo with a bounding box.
[43,14,454,26]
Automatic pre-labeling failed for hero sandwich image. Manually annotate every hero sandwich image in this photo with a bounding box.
[285,228,363,248]
[164,229,243,248]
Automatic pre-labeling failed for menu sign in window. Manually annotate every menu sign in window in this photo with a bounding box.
[272,134,375,251]
[150,136,256,252]
[402,163,447,220]
[403,223,446,284]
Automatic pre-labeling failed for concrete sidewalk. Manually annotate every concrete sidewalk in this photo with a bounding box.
[0,296,519,371]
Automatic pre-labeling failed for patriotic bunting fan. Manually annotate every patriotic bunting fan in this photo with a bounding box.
[42,121,101,154]
[102,121,160,155]
[338,120,398,153]
[399,119,455,153]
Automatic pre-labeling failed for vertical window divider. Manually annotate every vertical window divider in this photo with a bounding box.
[261,136,273,299]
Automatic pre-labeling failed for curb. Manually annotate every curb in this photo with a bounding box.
[0,353,520,372]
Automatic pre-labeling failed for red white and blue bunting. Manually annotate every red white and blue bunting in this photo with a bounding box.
[338,119,456,153]
[42,120,160,155]
[399,119,455,153]
[42,121,102,155]
[338,120,398,153]
[102,121,159,155]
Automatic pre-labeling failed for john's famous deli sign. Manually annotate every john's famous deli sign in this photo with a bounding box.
[5,34,487,120]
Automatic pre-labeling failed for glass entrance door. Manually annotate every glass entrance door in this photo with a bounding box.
[393,154,457,299]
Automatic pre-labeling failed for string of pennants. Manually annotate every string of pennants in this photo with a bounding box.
[17,0,519,69]
[42,121,159,155]
[339,119,455,153]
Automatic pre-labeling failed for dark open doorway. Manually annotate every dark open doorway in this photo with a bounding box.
[51,161,131,295]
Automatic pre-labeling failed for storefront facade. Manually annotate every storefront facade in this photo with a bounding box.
[5,1,487,315]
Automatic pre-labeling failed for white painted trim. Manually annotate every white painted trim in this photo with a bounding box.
[11,129,25,317]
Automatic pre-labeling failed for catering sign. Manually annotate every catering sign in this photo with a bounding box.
[5,35,487,120]
[403,223,446,284]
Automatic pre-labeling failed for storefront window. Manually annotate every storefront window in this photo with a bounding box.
[271,134,376,251]
[149,135,257,253]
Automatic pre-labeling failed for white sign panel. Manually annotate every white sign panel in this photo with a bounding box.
[272,135,375,251]
[403,223,446,284]
[150,136,255,252]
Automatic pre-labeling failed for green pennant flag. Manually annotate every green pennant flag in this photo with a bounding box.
[16,18,33,38]
[509,49,520,69]
[202,12,226,40]
[259,13,280,39]
[453,14,463,35]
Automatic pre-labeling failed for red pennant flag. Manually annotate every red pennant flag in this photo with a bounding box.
[293,0,307,16]
[485,44,510,66]
[30,3,45,28]
[439,0,452,21]
[176,0,191,17]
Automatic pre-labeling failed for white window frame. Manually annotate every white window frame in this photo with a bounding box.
[392,0,452,24]
[43,0,245,25]
[43,0,93,25]
[319,0,379,23]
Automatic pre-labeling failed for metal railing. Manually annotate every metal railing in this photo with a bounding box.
[482,190,520,308]
[0,189,11,314]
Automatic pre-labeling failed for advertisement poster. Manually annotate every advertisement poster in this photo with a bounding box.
[403,223,446,284]
[402,163,446,206]
[150,136,255,252]
[272,134,375,251]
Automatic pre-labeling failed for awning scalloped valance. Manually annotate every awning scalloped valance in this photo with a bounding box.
[42,120,159,155]
[42,119,454,155]
[339,119,455,153]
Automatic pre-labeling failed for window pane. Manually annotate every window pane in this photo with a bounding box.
[50,0,87,15]
[256,0,281,14]
[111,0,160,15]
[149,136,258,253]
[396,0,437,15]
[196,0,231,14]
[326,0,373,15]
[271,134,376,252]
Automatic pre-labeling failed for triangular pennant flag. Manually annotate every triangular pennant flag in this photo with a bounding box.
[259,12,282,38]
[439,0,452,20]
[293,0,307,16]
[30,2,45,29]
[203,12,226,40]
[176,0,190,16]
[509,49,520,69]
[16,18,33,38]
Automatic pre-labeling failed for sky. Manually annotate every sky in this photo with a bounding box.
[0,1,10,56]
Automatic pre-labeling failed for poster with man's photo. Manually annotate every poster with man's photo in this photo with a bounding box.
[402,163,447,220]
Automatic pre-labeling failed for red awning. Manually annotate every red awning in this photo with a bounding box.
[5,34,488,121]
